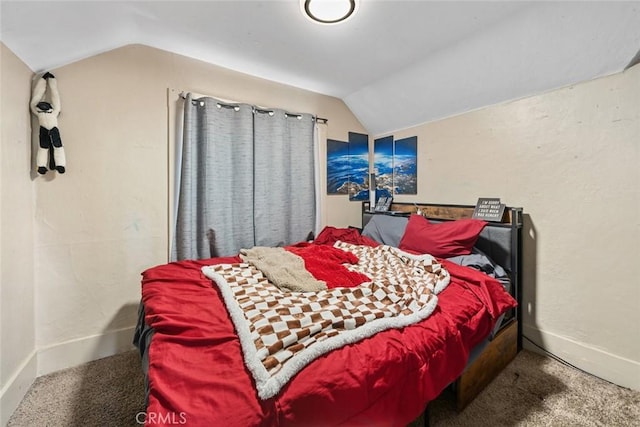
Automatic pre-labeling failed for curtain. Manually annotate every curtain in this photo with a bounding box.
[313,123,322,235]
[253,109,315,247]
[172,94,316,260]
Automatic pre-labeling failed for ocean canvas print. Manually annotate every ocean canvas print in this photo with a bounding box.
[327,134,370,198]
[347,132,370,201]
[373,136,394,198]
[373,135,417,196]
[327,133,413,198]
[327,139,350,194]
[393,136,417,194]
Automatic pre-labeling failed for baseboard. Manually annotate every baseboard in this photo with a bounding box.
[1,350,37,426]
[37,326,136,377]
[523,324,640,391]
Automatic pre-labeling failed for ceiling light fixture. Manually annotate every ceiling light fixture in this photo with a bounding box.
[301,0,358,25]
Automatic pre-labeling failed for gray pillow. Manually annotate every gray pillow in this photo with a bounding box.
[361,215,409,247]
[447,248,511,292]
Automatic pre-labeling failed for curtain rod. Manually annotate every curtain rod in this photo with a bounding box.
[179,91,328,124]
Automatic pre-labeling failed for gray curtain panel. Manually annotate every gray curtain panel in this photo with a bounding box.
[253,110,315,247]
[173,95,255,260]
[172,95,316,260]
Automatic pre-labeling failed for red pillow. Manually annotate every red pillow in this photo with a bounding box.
[398,214,487,258]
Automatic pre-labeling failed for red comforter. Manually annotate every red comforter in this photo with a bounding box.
[141,247,515,426]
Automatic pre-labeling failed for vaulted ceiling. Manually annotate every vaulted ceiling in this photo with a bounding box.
[2,1,639,135]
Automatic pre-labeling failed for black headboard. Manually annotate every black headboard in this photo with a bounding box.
[362,201,523,348]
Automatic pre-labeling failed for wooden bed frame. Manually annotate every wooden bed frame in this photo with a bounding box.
[362,201,523,412]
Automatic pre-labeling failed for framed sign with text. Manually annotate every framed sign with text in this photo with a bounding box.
[472,198,506,222]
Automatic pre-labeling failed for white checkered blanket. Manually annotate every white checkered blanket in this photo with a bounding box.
[201,242,450,400]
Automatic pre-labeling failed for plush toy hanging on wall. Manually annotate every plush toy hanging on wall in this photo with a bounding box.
[30,72,66,174]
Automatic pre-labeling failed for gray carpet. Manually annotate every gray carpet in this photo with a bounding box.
[8,350,145,427]
[427,350,640,427]
[7,349,640,426]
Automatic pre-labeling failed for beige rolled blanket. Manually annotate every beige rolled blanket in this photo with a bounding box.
[239,246,327,293]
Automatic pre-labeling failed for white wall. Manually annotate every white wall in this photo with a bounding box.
[387,64,640,390]
[0,43,37,425]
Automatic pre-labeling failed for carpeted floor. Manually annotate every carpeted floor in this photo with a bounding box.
[7,349,640,426]
[426,350,640,427]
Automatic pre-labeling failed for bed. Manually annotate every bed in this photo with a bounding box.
[134,202,523,426]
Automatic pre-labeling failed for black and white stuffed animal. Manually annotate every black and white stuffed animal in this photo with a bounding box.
[30,72,66,174]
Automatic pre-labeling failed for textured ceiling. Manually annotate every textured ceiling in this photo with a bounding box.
[1,1,639,135]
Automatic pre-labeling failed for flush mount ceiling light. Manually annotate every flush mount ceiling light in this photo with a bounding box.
[301,0,358,25]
